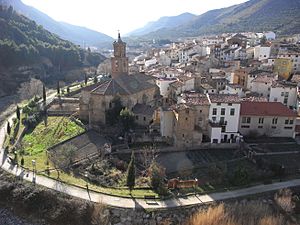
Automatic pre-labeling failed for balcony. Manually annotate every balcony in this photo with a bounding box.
[209,120,227,127]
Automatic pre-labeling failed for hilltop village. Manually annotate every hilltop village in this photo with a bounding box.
[79,32,300,148]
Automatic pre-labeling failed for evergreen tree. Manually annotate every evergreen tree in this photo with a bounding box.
[120,108,135,132]
[20,157,24,167]
[126,151,136,191]
[7,121,11,135]
[16,105,20,121]
[260,35,267,45]
[84,73,88,85]
[43,84,46,103]
[57,81,60,94]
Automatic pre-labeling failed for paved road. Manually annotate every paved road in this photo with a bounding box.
[1,114,300,209]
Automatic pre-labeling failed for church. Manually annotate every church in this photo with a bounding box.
[79,33,160,126]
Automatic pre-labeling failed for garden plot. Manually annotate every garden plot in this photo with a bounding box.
[48,130,109,163]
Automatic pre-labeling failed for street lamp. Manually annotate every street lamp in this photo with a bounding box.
[84,171,89,190]
[84,171,91,201]
[32,159,36,173]
[32,159,36,184]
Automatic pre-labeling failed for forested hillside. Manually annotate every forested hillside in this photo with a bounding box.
[0,5,105,97]
[0,5,104,69]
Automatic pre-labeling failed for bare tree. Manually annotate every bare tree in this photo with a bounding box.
[18,78,43,100]
[49,144,77,171]
[141,146,158,172]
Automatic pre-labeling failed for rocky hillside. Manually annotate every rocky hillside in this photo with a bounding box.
[143,0,300,39]
[128,12,196,37]
[0,5,105,97]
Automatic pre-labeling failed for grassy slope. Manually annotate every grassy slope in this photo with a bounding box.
[20,116,84,169]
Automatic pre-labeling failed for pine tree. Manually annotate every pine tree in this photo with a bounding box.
[43,84,46,103]
[126,151,135,191]
[84,74,88,85]
[57,81,60,94]
[16,105,20,121]
[7,121,11,135]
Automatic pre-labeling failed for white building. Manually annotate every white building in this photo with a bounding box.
[207,94,241,143]
[220,84,245,98]
[156,77,177,98]
[269,81,298,110]
[254,45,271,61]
[264,31,276,40]
[144,58,157,67]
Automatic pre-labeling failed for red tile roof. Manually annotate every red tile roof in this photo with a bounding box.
[240,102,297,117]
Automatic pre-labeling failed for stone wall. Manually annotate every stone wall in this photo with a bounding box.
[107,204,212,225]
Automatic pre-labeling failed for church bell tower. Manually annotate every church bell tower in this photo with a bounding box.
[111,32,128,78]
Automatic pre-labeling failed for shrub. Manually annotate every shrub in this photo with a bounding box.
[186,201,285,225]
[149,162,167,195]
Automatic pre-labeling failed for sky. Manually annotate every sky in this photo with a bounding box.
[21,0,248,37]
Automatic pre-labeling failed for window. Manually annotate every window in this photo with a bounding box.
[135,116,139,120]
[221,126,226,132]
[217,103,221,106]
[284,127,293,129]
[182,134,185,138]
[220,117,225,124]
[272,117,278,124]
[221,108,225,115]
[242,117,251,124]
[241,125,250,128]
[212,117,216,121]
[228,103,232,106]
[285,119,289,124]
[230,108,235,116]
[212,108,217,115]
[258,126,263,129]
[258,118,264,124]
[284,97,288,104]
[143,117,146,121]
[290,120,294,124]
[199,110,202,113]
[185,117,188,121]
[272,126,277,129]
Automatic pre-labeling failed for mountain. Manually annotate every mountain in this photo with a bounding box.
[143,0,300,39]
[0,0,113,46]
[127,12,196,37]
[0,5,106,97]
